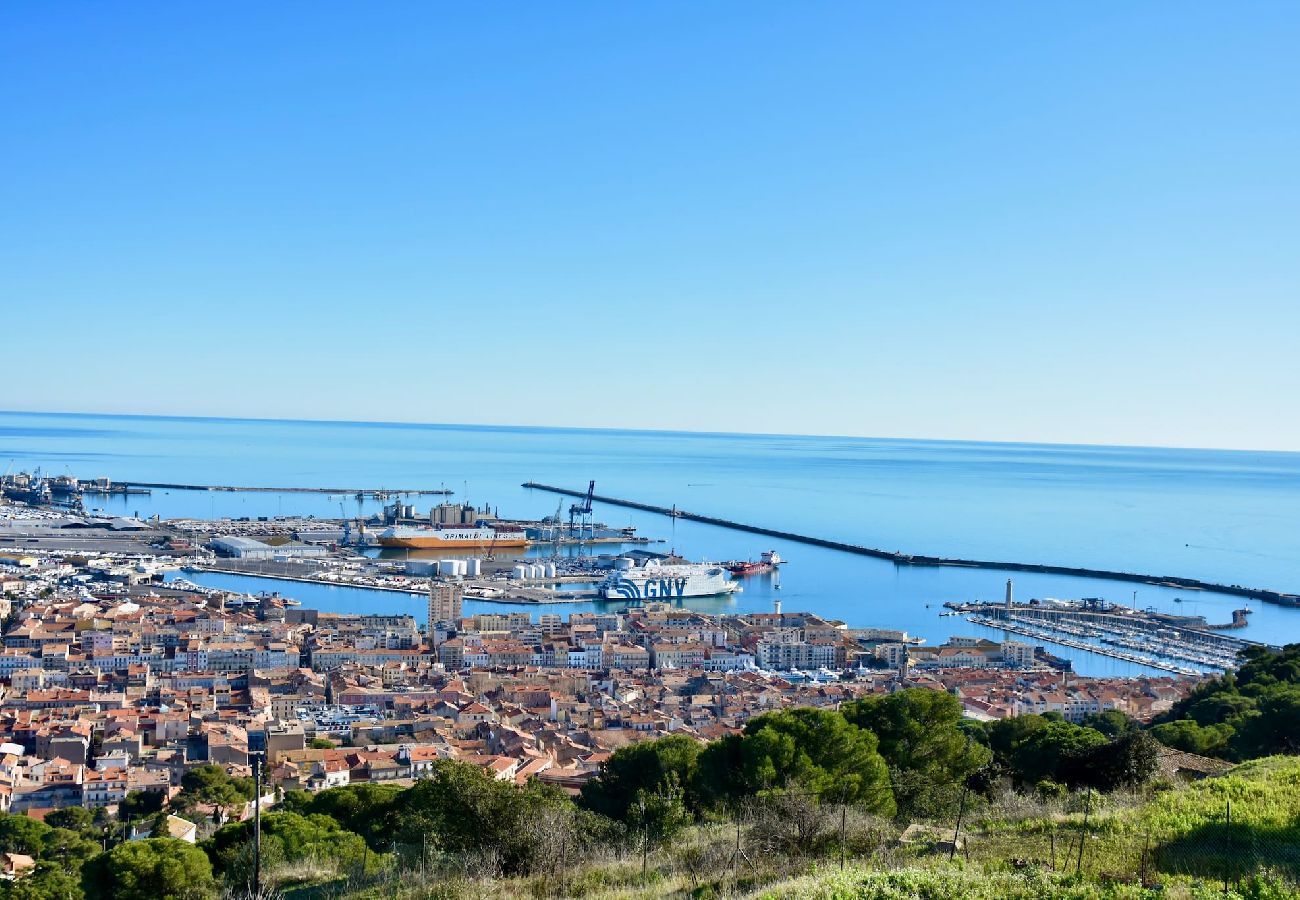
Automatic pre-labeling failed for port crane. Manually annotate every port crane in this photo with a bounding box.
[568,480,596,546]
[538,498,565,544]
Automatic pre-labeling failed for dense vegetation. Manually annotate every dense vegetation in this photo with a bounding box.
[1152,644,1300,760]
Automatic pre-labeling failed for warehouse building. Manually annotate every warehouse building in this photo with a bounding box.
[211,536,326,560]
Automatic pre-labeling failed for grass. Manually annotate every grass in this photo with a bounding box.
[754,867,1300,900]
[279,757,1300,899]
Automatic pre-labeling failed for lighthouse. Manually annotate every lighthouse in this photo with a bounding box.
[1005,579,1014,611]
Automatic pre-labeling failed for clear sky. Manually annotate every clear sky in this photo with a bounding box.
[3,4,1298,450]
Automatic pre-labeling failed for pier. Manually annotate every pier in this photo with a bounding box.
[522,482,1300,609]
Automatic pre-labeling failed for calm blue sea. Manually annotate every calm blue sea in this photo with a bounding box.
[4,410,1299,677]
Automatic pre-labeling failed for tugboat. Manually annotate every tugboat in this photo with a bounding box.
[727,550,783,576]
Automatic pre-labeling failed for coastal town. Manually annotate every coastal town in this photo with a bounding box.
[0,489,1201,838]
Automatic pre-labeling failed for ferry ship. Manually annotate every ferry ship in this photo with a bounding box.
[600,559,740,601]
[377,524,529,550]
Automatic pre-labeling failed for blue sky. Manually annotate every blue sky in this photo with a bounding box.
[3,3,1297,450]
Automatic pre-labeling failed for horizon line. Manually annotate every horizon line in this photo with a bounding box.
[2,406,1297,458]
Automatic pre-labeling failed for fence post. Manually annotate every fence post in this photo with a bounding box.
[641,802,649,880]
[1049,829,1055,870]
[733,804,740,884]
[1075,788,1092,875]
[840,791,848,872]
[1224,799,1231,894]
[1140,830,1150,885]
[949,784,969,862]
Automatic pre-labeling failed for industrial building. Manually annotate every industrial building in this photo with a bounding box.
[430,502,495,526]
[210,536,327,560]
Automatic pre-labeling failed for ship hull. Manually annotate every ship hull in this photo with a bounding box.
[728,562,773,576]
[601,566,739,600]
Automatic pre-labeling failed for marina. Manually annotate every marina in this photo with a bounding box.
[947,591,1268,674]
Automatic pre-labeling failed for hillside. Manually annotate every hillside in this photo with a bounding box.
[297,756,1300,900]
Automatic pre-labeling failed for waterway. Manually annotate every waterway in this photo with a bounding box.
[7,411,1300,677]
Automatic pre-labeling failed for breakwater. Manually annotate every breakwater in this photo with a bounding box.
[126,481,450,496]
[522,482,1300,609]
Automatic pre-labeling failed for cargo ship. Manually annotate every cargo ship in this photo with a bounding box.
[726,550,783,576]
[377,524,529,549]
[600,559,740,601]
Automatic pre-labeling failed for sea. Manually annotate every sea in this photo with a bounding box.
[4,410,1299,678]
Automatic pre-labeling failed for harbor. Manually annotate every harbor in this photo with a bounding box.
[523,482,1300,609]
[3,455,1297,677]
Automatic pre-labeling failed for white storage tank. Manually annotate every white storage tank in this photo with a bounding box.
[545,563,558,578]
[614,557,634,570]
[512,564,527,579]
[405,560,437,577]
[465,558,482,577]
[439,559,463,577]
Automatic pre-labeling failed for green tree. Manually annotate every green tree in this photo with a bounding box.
[1066,730,1161,791]
[1150,644,1300,761]
[294,783,403,851]
[43,807,94,834]
[308,737,336,749]
[628,778,693,851]
[203,810,367,882]
[1010,720,1107,786]
[1230,685,1300,758]
[580,733,701,820]
[984,715,1110,786]
[694,708,894,815]
[118,791,165,822]
[841,689,992,817]
[175,765,253,822]
[0,863,84,900]
[81,838,216,900]
[41,827,101,866]
[1150,719,1234,757]
[1080,709,1139,738]
[0,815,52,856]
[383,760,580,875]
